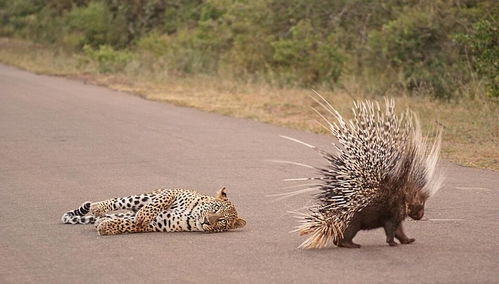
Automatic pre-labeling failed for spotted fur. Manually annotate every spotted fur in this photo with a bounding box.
[280,95,443,249]
[61,187,246,235]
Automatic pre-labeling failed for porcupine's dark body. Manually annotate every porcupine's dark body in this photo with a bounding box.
[283,97,443,249]
[334,160,425,248]
[337,194,412,248]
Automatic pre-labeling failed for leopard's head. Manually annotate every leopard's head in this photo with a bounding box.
[199,187,246,233]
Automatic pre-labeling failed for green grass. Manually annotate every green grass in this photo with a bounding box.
[1,38,497,170]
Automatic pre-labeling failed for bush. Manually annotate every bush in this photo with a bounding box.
[83,44,132,73]
[455,17,498,97]
[0,1,59,42]
[136,32,169,58]
[367,9,464,98]
[271,20,345,86]
[2,0,496,99]
[218,0,273,77]
[65,1,111,47]
[163,23,227,74]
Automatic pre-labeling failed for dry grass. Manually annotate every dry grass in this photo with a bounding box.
[1,38,497,170]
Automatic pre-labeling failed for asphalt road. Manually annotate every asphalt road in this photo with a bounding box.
[0,64,498,283]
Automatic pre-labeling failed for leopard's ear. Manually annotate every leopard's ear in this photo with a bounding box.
[216,186,228,201]
[233,218,246,229]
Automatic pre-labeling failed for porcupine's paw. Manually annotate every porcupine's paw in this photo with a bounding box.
[399,238,416,244]
[96,219,120,236]
[90,202,109,217]
[338,241,361,248]
[387,240,399,247]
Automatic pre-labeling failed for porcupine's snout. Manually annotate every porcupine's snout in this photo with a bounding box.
[408,190,429,220]
[408,204,424,220]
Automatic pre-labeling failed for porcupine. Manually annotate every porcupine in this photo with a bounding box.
[279,95,443,249]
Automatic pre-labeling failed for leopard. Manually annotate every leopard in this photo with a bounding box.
[61,187,246,235]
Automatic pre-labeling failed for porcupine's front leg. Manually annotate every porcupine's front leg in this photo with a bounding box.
[383,220,399,247]
[135,190,175,228]
[90,190,163,216]
[394,223,415,244]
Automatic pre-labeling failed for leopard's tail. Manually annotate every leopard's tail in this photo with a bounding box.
[61,201,96,224]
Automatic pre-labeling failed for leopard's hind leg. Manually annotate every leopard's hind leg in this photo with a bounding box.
[90,189,163,216]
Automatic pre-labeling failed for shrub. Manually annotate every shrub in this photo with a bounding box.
[65,1,111,47]
[455,17,498,97]
[136,32,169,58]
[83,44,132,73]
[2,0,496,99]
[271,20,345,86]
[367,9,464,98]
[218,0,273,77]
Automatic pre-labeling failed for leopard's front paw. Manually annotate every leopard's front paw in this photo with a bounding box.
[96,219,119,236]
[90,202,109,217]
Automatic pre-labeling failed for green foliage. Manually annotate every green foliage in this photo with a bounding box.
[65,1,111,48]
[271,20,345,86]
[216,0,272,77]
[83,44,132,73]
[136,32,169,58]
[456,17,498,97]
[368,7,467,98]
[158,19,230,74]
[106,0,169,45]
[0,0,46,36]
[163,0,203,34]
[1,0,497,98]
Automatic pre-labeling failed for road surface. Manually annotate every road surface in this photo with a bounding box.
[0,64,498,283]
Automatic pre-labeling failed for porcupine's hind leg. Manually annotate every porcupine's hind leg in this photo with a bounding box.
[337,220,362,248]
[394,223,415,244]
[90,189,163,217]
